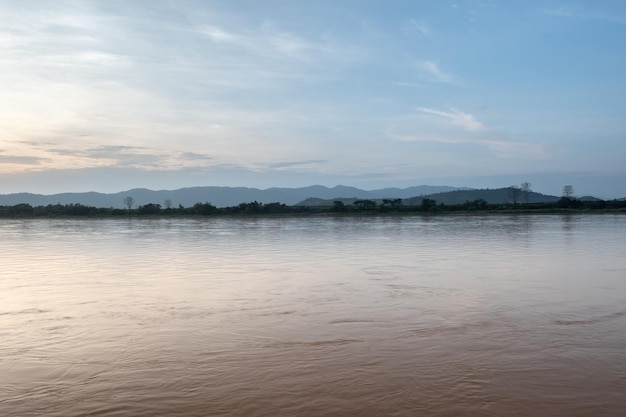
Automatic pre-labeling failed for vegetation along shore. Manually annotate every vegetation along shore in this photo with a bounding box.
[2,197,626,218]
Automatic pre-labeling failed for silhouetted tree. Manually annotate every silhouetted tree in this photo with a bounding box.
[382,198,402,209]
[508,186,521,204]
[193,202,217,215]
[123,196,135,210]
[263,202,288,213]
[562,185,575,198]
[332,200,345,212]
[470,199,488,210]
[420,198,437,211]
[353,200,377,210]
[8,203,34,216]
[164,199,172,210]
[557,196,581,209]
[236,201,262,213]
[138,203,161,215]
[520,182,532,203]
[66,203,95,216]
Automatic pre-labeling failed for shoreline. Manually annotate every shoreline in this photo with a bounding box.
[1,205,625,219]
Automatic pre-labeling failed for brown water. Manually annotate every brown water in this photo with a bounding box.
[1,214,625,416]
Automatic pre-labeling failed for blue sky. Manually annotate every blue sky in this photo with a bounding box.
[2,1,626,198]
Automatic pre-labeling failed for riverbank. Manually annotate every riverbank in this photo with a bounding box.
[1,198,626,218]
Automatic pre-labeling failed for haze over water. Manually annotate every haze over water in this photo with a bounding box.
[2,214,625,416]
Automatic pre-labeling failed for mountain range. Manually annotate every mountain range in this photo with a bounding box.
[0,185,617,208]
[298,189,571,206]
[0,185,462,208]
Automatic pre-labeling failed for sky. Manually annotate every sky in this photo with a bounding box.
[2,0,626,198]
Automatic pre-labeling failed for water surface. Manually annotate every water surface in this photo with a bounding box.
[1,215,625,416]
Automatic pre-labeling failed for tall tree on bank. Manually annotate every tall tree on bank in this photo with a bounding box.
[520,182,532,204]
[562,185,575,198]
[508,186,521,204]
[123,196,135,210]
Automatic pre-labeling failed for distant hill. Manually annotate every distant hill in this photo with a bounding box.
[297,188,563,206]
[361,185,471,199]
[296,197,363,206]
[403,189,560,205]
[0,185,465,208]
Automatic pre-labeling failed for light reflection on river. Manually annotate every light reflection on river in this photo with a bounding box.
[1,214,625,416]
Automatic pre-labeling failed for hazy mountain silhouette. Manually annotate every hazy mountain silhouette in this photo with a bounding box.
[0,185,464,208]
[403,189,560,205]
[297,188,564,206]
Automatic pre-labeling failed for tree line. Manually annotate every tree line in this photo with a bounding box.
[1,197,625,218]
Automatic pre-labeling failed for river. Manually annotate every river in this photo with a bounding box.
[1,214,625,416]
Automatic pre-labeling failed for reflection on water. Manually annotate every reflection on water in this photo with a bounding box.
[1,215,626,416]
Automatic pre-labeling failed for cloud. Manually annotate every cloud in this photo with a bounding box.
[198,23,336,62]
[388,107,546,160]
[180,152,215,161]
[403,19,430,36]
[546,7,626,24]
[415,60,459,85]
[73,146,216,171]
[393,81,422,88]
[479,138,546,159]
[391,131,545,159]
[0,155,48,165]
[201,25,237,44]
[0,141,220,173]
[74,51,129,66]
[267,160,327,169]
[417,107,485,132]
[0,1,361,165]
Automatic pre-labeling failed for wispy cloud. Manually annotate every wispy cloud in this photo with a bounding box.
[75,146,216,170]
[180,152,215,161]
[480,138,546,159]
[391,131,545,159]
[0,154,48,165]
[388,107,546,159]
[417,107,485,132]
[546,7,626,24]
[268,160,327,169]
[1,141,219,173]
[415,60,459,85]
[198,23,337,62]
[403,19,430,36]
[393,81,423,88]
[201,25,237,44]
